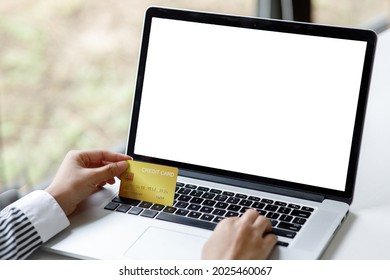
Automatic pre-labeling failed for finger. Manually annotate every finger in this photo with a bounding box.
[263,232,278,247]
[215,215,239,229]
[95,182,106,188]
[89,160,129,169]
[80,150,132,168]
[240,208,260,224]
[92,161,129,183]
[106,178,116,185]
[97,178,116,186]
[261,232,278,256]
[253,215,273,233]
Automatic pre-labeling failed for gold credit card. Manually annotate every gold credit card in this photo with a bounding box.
[119,160,178,206]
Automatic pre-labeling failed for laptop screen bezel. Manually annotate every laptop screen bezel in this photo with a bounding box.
[126,7,377,204]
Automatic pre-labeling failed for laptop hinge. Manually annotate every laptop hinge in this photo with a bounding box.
[179,169,325,203]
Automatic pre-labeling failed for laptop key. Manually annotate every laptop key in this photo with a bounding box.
[210,189,222,194]
[252,202,266,209]
[139,201,152,208]
[141,209,158,218]
[185,184,197,189]
[213,216,224,223]
[272,228,296,239]
[202,192,215,199]
[222,191,234,196]
[239,200,253,207]
[225,211,239,217]
[266,212,280,220]
[175,201,189,208]
[279,214,293,222]
[156,212,216,230]
[274,201,287,206]
[188,211,202,219]
[178,195,191,202]
[104,202,120,211]
[116,205,131,213]
[189,197,204,204]
[113,197,140,206]
[176,209,189,216]
[302,206,315,212]
[277,241,289,247]
[278,207,291,214]
[227,197,240,204]
[227,205,241,212]
[291,209,311,218]
[163,206,177,213]
[248,196,260,201]
[188,204,201,211]
[190,190,204,197]
[200,214,215,221]
[235,193,247,199]
[151,204,165,211]
[292,217,307,225]
[128,206,143,215]
[265,204,278,212]
[203,199,216,207]
[200,206,213,213]
[278,222,302,232]
[198,186,210,192]
[215,202,228,209]
[178,188,191,194]
[212,209,226,216]
[214,195,228,201]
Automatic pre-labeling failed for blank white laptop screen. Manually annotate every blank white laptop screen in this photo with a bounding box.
[134,18,367,192]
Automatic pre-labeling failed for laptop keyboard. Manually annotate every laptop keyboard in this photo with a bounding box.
[104,182,315,247]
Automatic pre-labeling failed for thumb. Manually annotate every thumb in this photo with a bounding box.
[93,160,129,183]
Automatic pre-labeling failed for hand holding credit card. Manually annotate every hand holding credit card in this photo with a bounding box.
[119,160,178,206]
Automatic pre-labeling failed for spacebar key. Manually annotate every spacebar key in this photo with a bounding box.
[156,212,216,230]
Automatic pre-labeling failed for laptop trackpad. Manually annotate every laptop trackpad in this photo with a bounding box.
[123,226,207,259]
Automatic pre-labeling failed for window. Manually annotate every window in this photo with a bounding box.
[0,0,257,193]
[312,0,390,32]
[1,0,389,193]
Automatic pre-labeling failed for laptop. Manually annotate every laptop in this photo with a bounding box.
[42,7,377,260]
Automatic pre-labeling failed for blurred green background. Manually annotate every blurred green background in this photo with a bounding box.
[1,0,389,194]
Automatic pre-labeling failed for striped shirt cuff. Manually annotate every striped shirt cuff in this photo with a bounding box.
[9,190,70,243]
[0,207,42,259]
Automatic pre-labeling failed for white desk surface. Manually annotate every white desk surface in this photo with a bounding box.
[30,29,390,260]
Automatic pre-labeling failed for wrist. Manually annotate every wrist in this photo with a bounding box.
[45,185,73,216]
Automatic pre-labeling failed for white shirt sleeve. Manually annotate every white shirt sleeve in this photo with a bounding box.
[10,190,70,242]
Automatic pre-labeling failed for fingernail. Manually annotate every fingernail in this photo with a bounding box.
[117,161,129,171]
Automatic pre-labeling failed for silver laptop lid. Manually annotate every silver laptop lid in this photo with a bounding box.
[127,7,377,204]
